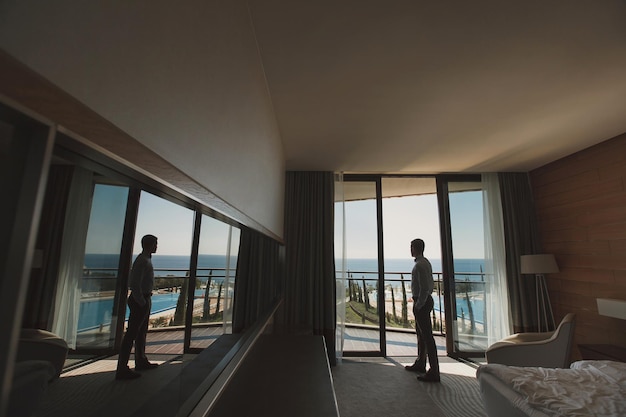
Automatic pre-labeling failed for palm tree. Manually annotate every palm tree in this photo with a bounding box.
[214,282,223,318]
[202,270,213,320]
[172,274,188,326]
[401,275,408,327]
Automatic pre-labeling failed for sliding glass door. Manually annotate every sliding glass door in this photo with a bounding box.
[43,142,243,356]
[131,191,195,354]
[76,183,130,351]
[381,177,442,356]
[189,214,240,351]
[339,179,383,356]
[338,176,443,357]
[439,178,488,358]
[337,174,491,358]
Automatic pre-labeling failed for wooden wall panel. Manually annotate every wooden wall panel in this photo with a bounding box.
[530,132,626,358]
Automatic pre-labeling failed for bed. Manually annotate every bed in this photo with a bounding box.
[476,360,626,417]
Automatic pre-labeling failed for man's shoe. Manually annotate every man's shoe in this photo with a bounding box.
[417,371,440,383]
[405,363,427,373]
[116,367,141,380]
[135,361,159,371]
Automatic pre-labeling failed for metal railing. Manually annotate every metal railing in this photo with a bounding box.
[79,265,488,344]
[79,267,234,332]
[339,270,487,338]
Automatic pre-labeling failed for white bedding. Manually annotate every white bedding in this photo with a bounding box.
[477,360,626,417]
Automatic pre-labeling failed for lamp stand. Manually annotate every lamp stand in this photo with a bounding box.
[535,273,555,332]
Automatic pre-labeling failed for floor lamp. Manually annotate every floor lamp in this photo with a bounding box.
[521,254,559,332]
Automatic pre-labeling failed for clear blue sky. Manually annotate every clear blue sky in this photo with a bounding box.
[86,186,484,260]
[336,191,484,260]
[86,188,235,256]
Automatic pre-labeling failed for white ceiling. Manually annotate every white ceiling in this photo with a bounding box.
[247,1,626,173]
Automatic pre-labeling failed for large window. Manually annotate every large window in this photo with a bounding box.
[339,180,381,354]
[77,184,130,350]
[336,177,444,356]
[381,177,442,355]
[190,214,240,350]
[447,182,487,353]
[44,147,244,356]
[129,191,194,354]
[336,175,490,358]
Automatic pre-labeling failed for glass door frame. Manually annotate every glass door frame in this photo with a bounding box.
[111,186,141,352]
[341,173,484,359]
[436,174,484,360]
[375,177,387,356]
[340,175,386,357]
[52,141,144,355]
[184,211,202,353]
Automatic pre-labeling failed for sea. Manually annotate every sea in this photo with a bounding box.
[83,253,235,277]
[84,254,485,279]
[341,257,484,278]
[78,254,485,331]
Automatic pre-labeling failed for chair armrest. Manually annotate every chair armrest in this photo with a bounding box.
[486,313,576,369]
[486,335,571,368]
[498,331,555,344]
[17,329,69,380]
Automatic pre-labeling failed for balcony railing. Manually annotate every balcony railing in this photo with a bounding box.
[79,267,234,334]
[339,270,487,340]
[78,265,488,350]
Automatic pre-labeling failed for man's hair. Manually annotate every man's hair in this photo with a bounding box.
[141,234,158,249]
[411,238,425,253]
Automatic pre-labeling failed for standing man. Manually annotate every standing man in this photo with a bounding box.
[404,238,440,382]
[116,234,160,380]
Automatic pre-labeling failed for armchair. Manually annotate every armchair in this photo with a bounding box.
[16,329,69,380]
[485,313,576,368]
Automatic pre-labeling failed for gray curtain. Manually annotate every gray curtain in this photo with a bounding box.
[232,228,282,333]
[499,172,551,332]
[283,171,336,365]
[22,165,74,330]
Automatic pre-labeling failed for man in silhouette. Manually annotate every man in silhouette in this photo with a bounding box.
[116,234,160,380]
[404,238,440,382]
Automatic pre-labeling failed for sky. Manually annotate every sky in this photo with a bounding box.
[86,184,484,260]
[336,191,484,260]
[85,187,235,256]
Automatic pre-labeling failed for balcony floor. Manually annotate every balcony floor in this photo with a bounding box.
[140,325,440,358]
[342,326,446,357]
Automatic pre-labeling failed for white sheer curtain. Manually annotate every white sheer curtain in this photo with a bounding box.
[334,172,346,364]
[51,166,93,348]
[482,173,512,346]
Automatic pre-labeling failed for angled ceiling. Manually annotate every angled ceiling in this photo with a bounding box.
[247,0,626,173]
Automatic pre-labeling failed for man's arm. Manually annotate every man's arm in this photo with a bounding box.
[414,263,429,310]
[129,257,147,306]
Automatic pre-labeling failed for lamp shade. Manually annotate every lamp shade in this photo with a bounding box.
[520,254,559,274]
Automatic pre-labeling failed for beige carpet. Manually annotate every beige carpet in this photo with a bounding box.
[32,354,185,417]
[332,357,486,417]
[421,358,487,417]
[32,352,486,417]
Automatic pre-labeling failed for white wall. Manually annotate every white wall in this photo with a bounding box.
[0,0,285,238]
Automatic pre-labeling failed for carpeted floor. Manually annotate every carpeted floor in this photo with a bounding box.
[32,354,186,417]
[30,352,486,417]
[332,356,486,417]
[421,360,487,417]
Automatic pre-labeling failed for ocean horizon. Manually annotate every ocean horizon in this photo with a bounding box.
[84,253,485,277]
